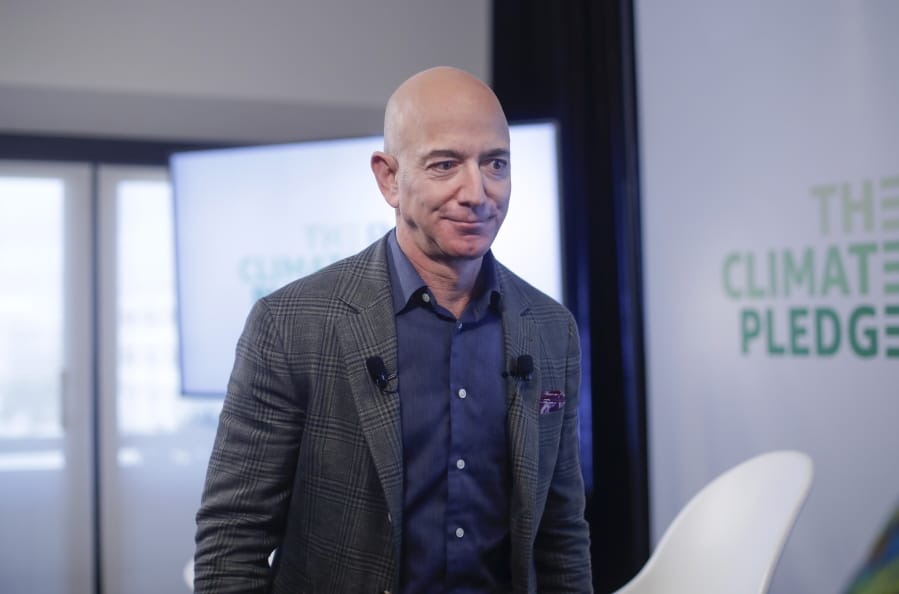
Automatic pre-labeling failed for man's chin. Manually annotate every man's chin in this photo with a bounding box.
[443,238,493,261]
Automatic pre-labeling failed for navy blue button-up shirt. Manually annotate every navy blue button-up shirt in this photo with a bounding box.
[387,231,511,593]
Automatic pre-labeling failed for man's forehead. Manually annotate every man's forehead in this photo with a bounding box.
[415,146,511,161]
[396,112,509,161]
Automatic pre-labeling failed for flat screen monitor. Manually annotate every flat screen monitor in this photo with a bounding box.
[171,122,563,396]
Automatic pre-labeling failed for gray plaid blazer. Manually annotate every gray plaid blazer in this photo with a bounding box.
[194,234,592,593]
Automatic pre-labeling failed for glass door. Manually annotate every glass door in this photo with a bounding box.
[0,161,94,593]
[98,166,222,593]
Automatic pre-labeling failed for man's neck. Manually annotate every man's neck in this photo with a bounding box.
[398,238,483,320]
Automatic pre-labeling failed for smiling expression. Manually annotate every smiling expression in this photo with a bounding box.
[372,68,512,268]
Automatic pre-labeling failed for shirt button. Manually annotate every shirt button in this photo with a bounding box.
[455,527,465,538]
[457,388,467,399]
[421,293,430,303]
[456,459,466,470]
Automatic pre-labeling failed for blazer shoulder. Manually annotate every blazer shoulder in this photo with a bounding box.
[261,236,390,309]
[495,259,574,324]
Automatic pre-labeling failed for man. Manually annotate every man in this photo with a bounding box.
[195,66,592,593]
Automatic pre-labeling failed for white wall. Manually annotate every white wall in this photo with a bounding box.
[637,1,899,593]
[0,0,491,142]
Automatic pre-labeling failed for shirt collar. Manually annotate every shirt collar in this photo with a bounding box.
[386,229,502,316]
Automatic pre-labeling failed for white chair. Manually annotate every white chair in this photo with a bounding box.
[614,450,814,594]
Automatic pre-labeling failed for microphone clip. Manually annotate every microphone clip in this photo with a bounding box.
[504,354,534,382]
[366,356,397,393]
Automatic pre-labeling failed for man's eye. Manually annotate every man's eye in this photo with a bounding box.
[488,159,508,171]
[432,160,456,171]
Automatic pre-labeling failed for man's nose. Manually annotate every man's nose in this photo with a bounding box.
[456,161,487,207]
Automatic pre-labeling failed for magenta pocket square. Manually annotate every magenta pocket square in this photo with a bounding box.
[539,390,565,414]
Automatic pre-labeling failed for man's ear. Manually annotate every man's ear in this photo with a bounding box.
[371,151,400,208]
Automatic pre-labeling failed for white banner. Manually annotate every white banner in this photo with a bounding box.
[636,1,899,592]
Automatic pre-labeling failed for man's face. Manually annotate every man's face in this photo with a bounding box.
[387,94,511,265]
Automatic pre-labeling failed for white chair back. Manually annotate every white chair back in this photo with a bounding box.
[614,450,814,594]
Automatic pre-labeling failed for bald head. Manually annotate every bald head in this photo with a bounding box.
[383,66,509,156]
[370,66,512,278]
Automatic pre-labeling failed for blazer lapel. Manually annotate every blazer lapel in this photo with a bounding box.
[499,267,541,588]
[333,239,404,559]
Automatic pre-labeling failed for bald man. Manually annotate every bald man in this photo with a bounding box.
[195,67,592,594]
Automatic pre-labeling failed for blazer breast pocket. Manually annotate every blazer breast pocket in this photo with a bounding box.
[538,389,565,416]
[536,392,565,483]
[537,389,566,450]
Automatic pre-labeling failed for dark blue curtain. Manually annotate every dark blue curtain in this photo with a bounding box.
[492,1,649,591]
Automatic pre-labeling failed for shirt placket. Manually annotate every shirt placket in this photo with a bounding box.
[446,316,478,581]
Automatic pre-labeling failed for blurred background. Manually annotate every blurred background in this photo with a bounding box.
[1,1,898,593]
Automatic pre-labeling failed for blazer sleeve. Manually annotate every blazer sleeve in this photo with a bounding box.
[533,315,594,592]
[194,298,305,593]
